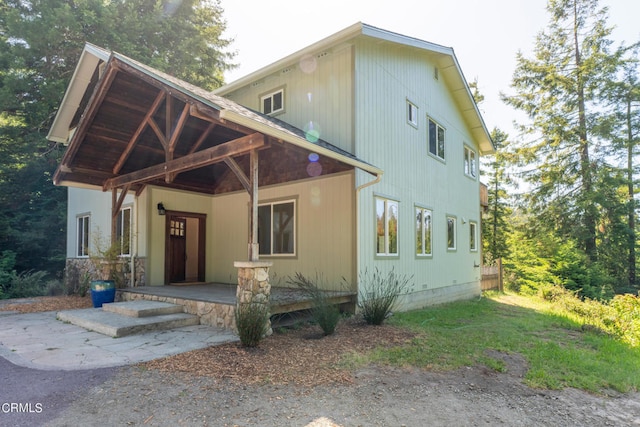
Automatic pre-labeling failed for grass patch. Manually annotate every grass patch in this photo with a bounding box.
[351,292,640,393]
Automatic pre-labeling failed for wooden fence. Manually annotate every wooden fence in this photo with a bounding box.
[481,258,503,291]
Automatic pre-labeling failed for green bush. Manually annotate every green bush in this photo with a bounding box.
[235,303,270,347]
[358,268,412,325]
[287,272,341,335]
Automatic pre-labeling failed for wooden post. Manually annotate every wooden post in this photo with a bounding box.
[248,149,259,261]
[498,258,504,292]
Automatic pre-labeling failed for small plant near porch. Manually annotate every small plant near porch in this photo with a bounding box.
[358,268,413,325]
[287,272,342,336]
[235,303,270,347]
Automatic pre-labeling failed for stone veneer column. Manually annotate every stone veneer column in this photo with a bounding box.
[234,261,273,336]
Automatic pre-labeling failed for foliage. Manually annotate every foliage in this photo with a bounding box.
[0,0,235,284]
[481,127,513,264]
[235,303,270,348]
[502,0,626,262]
[358,268,413,325]
[359,293,640,393]
[287,272,341,336]
[89,229,129,288]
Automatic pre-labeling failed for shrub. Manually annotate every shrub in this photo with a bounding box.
[287,272,341,335]
[358,268,413,325]
[235,303,270,347]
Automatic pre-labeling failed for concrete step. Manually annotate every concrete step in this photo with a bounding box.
[102,300,184,318]
[57,308,200,338]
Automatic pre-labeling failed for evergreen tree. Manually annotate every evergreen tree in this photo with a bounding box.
[0,0,235,280]
[502,0,624,261]
[482,128,512,264]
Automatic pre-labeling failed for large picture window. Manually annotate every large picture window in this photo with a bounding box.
[376,197,399,256]
[77,215,90,257]
[116,207,132,256]
[258,200,295,255]
[428,118,446,160]
[415,207,432,256]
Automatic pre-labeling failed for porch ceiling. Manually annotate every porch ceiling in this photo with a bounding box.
[53,52,379,196]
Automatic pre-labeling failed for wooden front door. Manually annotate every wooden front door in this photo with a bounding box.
[169,217,187,282]
[165,212,206,285]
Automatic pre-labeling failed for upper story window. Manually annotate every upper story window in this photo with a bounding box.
[447,215,457,251]
[464,146,477,178]
[407,100,418,128]
[258,199,296,256]
[415,206,432,256]
[428,118,445,160]
[261,88,284,115]
[116,206,132,256]
[469,220,478,252]
[77,214,90,257]
[376,197,399,256]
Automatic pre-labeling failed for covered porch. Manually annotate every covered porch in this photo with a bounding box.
[117,283,356,329]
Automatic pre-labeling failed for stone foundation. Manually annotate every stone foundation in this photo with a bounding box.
[65,257,146,293]
[118,291,236,330]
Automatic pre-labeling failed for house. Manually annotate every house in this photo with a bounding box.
[48,23,493,313]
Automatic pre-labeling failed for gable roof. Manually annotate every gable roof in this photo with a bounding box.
[214,22,494,155]
[49,44,381,194]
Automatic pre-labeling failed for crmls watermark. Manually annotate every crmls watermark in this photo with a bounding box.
[1,402,43,414]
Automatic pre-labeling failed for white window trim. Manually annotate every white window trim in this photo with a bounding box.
[428,117,446,161]
[116,206,132,257]
[415,206,433,257]
[469,220,478,252]
[407,99,418,128]
[76,214,90,258]
[258,199,296,257]
[464,145,477,179]
[446,215,457,251]
[260,88,285,116]
[375,196,399,257]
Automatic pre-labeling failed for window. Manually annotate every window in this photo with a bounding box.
[258,200,295,255]
[446,216,456,250]
[376,197,399,256]
[415,207,432,256]
[464,146,477,178]
[407,100,418,127]
[428,118,445,160]
[261,88,284,115]
[116,207,132,256]
[469,221,478,251]
[77,215,90,257]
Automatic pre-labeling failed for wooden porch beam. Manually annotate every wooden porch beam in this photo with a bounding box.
[103,133,265,191]
[249,149,259,261]
[113,90,166,175]
[223,157,251,193]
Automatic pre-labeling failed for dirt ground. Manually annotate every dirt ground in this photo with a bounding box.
[2,296,640,426]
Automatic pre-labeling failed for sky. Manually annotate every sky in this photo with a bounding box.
[219,0,639,140]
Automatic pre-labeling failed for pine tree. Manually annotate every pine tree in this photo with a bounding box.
[502,0,624,261]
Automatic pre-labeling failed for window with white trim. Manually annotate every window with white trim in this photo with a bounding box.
[77,215,90,257]
[116,207,132,256]
[469,221,478,251]
[446,215,457,251]
[407,100,418,127]
[376,197,399,256]
[416,207,432,256]
[428,118,445,160]
[258,200,295,255]
[261,88,284,115]
[464,146,477,178]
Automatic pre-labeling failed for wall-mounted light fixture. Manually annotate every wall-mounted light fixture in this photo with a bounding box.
[157,202,166,216]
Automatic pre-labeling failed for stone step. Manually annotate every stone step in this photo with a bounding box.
[57,308,200,338]
[102,300,184,318]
